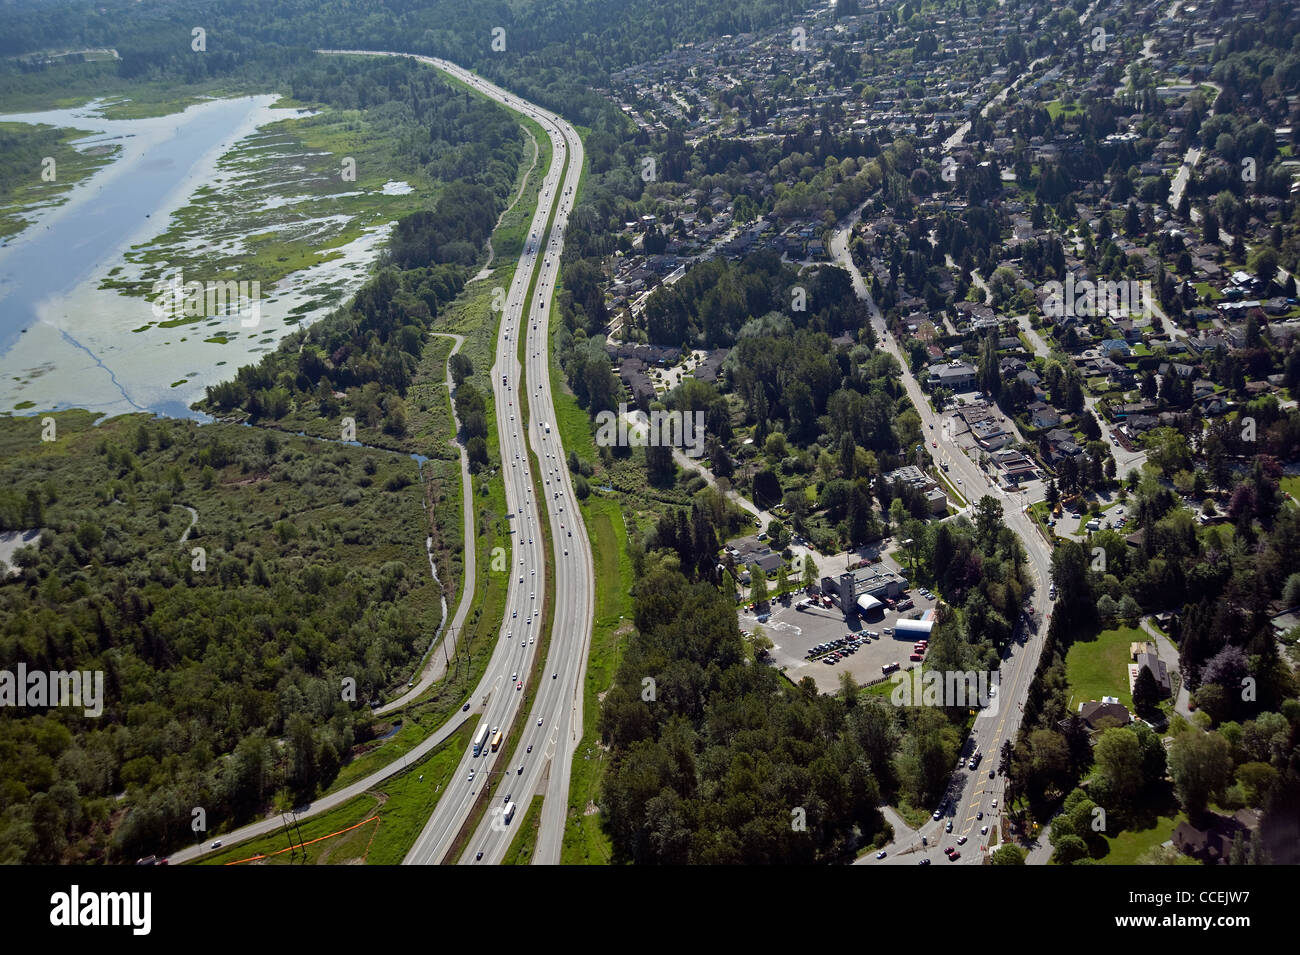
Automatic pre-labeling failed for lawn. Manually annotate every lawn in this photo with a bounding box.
[935,469,968,508]
[1064,625,1144,712]
[893,798,932,829]
[1099,812,1189,864]
[1027,500,1058,542]
[1045,101,1083,120]
[197,720,477,865]
[561,494,632,864]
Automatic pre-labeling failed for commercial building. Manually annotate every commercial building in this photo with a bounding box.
[856,593,884,614]
[822,563,908,613]
[926,360,977,390]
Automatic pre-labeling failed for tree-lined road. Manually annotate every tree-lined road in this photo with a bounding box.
[831,211,1057,866]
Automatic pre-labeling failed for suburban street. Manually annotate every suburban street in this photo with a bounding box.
[831,209,1057,865]
[1012,314,1149,477]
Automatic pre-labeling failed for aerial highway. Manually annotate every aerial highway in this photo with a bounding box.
[333,53,594,866]
[170,52,592,866]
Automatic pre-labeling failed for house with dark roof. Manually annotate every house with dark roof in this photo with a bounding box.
[693,348,729,384]
[725,535,785,576]
[1027,401,1061,429]
[1076,699,1132,731]
[619,358,657,407]
[1129,650,1171,695]
[1044,428,1082,463]
[1173,810,1261,864]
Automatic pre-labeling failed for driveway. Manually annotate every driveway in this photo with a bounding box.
[1141,616,1194,721]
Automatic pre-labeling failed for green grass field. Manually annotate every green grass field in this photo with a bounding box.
[1045,101,1083,120]
[1099,811,1190,864]
[1064,625,1144,712]
[197,720,477,865]
[560,494,631,865]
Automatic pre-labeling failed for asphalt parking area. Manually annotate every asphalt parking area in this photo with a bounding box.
[743,591,937,692]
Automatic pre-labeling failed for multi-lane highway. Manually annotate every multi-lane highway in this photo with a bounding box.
[831,213,1058,865]
[173,51,593,867]
[332,54,594,867]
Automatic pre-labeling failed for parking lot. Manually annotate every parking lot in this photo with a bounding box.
[744,587,940,693]
[1048,496,1128,543]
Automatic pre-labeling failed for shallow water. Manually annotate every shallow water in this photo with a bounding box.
[0,96,387,420]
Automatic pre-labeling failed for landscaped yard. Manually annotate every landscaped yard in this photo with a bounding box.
[1064,625,1144,712]
[1045,100,1083,120]
[1099,811,1190,865]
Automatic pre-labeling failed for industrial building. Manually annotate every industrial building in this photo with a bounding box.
[894,618,934,640]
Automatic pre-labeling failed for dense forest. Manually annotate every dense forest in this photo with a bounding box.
[0,0,810,130]
[597,551,890,863]
[596,494,1027,861]
[0,413,441,863]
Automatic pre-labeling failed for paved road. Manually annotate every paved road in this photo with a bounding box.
[165,699,471,864]
[831,210,1057,866]
[164,331,479,863]
[1012,314,1149,477]
[178,50,593,867]
[378,332,473,715]
[320,53,594,867]
[942,55,1050,153]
